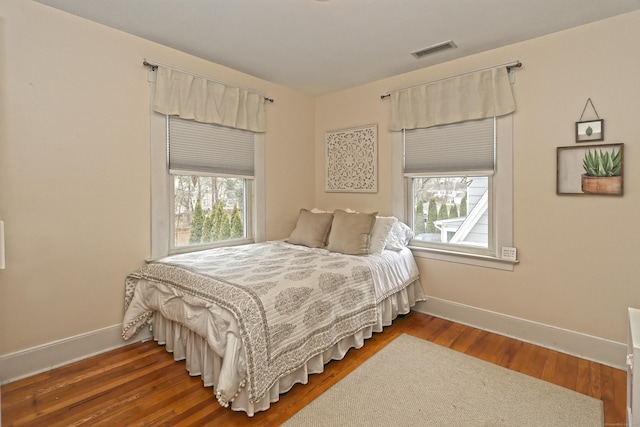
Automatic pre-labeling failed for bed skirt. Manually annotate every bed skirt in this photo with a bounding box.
[151,279,424,416]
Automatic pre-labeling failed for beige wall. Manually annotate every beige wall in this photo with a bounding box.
[1,0,639,362]
[315,11,640,343]
[0,0,315,355]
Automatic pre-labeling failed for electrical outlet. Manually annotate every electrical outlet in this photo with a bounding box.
[501,247,517,261]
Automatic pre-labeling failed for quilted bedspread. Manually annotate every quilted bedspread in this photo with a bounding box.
[122,241,378,404]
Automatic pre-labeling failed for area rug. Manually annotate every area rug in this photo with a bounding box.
[282,334,603,427]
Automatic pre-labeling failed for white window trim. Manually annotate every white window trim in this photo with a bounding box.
[392,115,516,271]
[148,71,265,259]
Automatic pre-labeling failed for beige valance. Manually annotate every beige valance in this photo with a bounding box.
[389,67,515,131]
[153,66,266,133]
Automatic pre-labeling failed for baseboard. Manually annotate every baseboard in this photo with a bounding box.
[1,299,626,385]
[413,297,627,370]
[0,324,152,385]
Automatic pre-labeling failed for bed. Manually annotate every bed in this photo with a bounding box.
[122,209,425,416]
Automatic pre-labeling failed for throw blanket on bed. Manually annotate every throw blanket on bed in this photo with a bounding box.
[123,241,378,404]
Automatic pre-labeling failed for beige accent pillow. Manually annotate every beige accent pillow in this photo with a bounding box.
[287,209,334,248]
[327,210,378,255]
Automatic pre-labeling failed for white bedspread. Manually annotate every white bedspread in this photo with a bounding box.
[122,241,420,408]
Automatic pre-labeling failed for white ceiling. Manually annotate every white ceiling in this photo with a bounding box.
[36,0,640,96]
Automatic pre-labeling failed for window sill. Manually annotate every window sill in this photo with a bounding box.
[170,238,253,255]
[408,245,518,271]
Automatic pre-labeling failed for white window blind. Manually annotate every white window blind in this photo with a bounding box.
[404,117,495,175]
[168,116,254,177]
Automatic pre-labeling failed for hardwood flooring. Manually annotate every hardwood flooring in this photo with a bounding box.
[2,312,626,426]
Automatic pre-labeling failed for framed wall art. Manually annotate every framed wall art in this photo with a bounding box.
[557,143,623,196]
[575,119,604,143]
[575,98,604,142]
[325,124,377,193]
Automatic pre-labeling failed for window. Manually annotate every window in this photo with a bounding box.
[171,174,249,249]
[150,113,265,258]
[167,117,254,251]
[395,115,514,270]
[410,176,489,251]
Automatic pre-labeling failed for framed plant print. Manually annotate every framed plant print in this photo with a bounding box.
[557,143,623,196]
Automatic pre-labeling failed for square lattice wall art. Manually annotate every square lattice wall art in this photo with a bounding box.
[325,124,377,193]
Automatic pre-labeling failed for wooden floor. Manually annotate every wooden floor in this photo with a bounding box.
[2,312,627,426]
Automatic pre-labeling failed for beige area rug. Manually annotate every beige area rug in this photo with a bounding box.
[283,334,603,427]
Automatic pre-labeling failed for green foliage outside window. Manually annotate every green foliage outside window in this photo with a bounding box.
[438,203,449,221]
[201,212,214,242]
[189,198,205,244]
[190,200,244,243]
[211,202,225,241]
[426,198,438,233]
[438,203,449,220]
[218,211,231,240]
[230,205,244,238]
[459,194,468,217]
[414,200,426,234]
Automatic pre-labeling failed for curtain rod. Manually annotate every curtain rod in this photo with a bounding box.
[143,59,274,103]
[380,60,522,100]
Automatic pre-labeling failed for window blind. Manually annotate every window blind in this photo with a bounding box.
[404,117,495,175]
[168,116,254,177]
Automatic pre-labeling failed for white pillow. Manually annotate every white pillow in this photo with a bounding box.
[368,216,397,255]
[310,208,331,213]
[385,221,414,251]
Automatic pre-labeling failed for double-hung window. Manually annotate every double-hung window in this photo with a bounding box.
[151,114,264,257]
[397,114,514,270]
[168,117,255,251]
[405,117,494,253]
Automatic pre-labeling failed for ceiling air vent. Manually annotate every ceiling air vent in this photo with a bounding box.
[411,40,457,59]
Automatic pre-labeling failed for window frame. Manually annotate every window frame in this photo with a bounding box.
[392,114,516,271]
[168,171,254,253]
[406,174,494,256]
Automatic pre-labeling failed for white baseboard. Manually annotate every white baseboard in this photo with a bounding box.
[413,297,627,370]
[0,324,152,385]
[1,298,626,385]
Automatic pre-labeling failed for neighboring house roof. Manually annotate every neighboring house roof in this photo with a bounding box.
[434,190,488,244]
